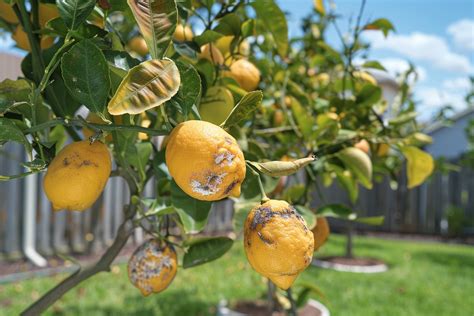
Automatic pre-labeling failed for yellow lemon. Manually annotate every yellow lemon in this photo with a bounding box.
[43,140,111,211]
[354,139,370,155]
[0,1,18,24]
[39,3,59,27]
[216,35,250,57]
[353,71,377,85]
[165,120,246,201]
[312,217,330,251]
[316,73,330,85]
[12,25,54,51]
[128,36,149,57]
[273,109,284,126]
[173,24,193,41]
[225,59,260,91]
[138,118,151,140]
[199,43,224,65]
[128,240,177,296]
[377,143,390,157]
[199,86,234,125]
[244,200,314,290]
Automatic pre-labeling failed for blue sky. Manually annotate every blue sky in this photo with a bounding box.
[279,0,474,120]
[1,0,473,121]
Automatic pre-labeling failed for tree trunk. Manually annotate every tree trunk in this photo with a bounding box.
[345,220,354,258]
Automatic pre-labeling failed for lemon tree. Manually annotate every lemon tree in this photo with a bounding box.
[0,0,434,315]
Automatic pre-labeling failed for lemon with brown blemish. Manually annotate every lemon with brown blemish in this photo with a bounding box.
[128,240,177,296]
[312,217,330,251]
[165,120,246,201]
[244,200,314,290]
[43,140,111,211]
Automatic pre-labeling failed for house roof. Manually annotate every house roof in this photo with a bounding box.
[424,106,474,134]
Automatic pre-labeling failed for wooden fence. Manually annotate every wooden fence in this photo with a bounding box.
[1,142,473,263]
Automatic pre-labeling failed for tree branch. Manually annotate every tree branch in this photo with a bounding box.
[21,191,138,315]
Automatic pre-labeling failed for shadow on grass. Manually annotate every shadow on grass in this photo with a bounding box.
[51,289,214,316]
[412,251,474,269]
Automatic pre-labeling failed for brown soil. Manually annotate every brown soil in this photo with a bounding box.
[232,300,322,316]
[318,256,385,266]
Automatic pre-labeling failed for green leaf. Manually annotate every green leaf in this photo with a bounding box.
[128,0,178,59]
[193,30,223,46]
[0,79,31,115]
[295,205,316,229]
[183,237,233,268]
[317,203,356,220]
[108,58,180,115]
[337,147,373,189]
[401,146,434,188]
[355,216,384,226]
[388,111,417,126]
[169,61,201,119]
[290,96,313,138]
[356,83,382,107]
[362,60,386,71]
[241,19,256,38]
[213,13,241,36]
[0,118,31,154]
[61,39,110,118]
[363,18,395,37]
[170,180,212,233]
[57,0,96,30]
[283,184,305,203]
[222,91,263,128]
[251,0,288,57]
[128,142,153,182]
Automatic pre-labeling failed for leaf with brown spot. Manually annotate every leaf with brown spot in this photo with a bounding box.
[107,58,180,115]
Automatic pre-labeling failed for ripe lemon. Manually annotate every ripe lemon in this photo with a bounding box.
[377,143,390,157]
[244,200,314,290]
[0,1,17,24]
[43,140,111,211]
[272,109,284,126]
[199,43,224,65]
[128,36,149,57]
[216,35,250,57]
[128,240,177,296]
[316,73,330,86]
[199,86,234,125]
[12,25,54,51]
[173,24,193,41]
[39,3,59,27]
[138,118,151,140]
[227,59,260,91]
[165,120,246,201]
[354,139,370,155]
[353,71,377,85]
[312,217,330,251]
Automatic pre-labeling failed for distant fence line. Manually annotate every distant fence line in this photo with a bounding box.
[1,143,473,263]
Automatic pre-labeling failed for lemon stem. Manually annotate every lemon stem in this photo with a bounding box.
[286,287,297,316]
[246,162,269,203]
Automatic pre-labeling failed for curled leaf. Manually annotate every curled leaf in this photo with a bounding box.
[108,58,180,115]
[248,156,315,177]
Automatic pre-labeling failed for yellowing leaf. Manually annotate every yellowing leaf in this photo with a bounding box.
[108,59,180,115]
[127,0,177,59]
[401,146,434,188]
[314,0,325,15]
[248,156,315,177]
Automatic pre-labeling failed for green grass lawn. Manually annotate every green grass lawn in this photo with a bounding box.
[1,234,473,315]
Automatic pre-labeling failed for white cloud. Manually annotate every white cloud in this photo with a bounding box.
[442,77,471,91]
[363,32,473,74]
[447,19,474,51]
[378,57,427,82]
[417,86,467,114]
